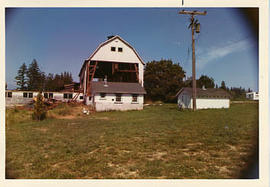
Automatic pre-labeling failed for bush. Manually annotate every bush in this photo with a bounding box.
[32,92,47,121]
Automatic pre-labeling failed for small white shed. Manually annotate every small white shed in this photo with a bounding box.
[246,92,259,100]
[176,87,231,109]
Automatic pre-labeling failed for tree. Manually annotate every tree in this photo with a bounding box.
[32,92,47,121]
[15,63,28,90]
[27,59,44,91]
[197,75,215,88]
[144,59,185,102]
[220,81,226,90]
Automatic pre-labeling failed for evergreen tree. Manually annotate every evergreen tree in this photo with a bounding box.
[32,92,47,121]
[15,63,27,90]
[220,81,226,90]
[27,59,44,91]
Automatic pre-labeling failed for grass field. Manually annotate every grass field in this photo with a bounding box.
[5,103,258,179]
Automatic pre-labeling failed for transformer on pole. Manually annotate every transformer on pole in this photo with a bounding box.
[178,10,207,111]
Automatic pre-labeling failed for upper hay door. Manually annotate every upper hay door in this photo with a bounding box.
[91,37,142,64]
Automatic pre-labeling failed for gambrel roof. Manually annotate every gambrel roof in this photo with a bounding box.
[79,35,145,77]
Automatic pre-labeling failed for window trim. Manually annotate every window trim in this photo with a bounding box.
[100,93,106,100]
[118,47,123,52]
[8,92,12,98]
[111,46,116,52]
[49,93,53,99]
[115,93,122,103]
[28,93,33,98]
[132,94,138,103]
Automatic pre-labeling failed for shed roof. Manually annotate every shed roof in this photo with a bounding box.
[176,87,231,98]
[91,81,146,94]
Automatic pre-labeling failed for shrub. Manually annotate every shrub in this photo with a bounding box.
[32,92,47,121]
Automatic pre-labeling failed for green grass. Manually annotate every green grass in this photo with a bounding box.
[6,103,258,179]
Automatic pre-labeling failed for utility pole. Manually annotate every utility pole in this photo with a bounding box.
[178,10,207,111]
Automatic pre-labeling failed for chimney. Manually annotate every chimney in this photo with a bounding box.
[202,85,206,90]
[104,75,108,87]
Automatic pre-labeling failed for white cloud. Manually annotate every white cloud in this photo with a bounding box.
[196,38,253,69]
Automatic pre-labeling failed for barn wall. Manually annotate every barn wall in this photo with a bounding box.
[91,38,144,86]
[92,93,144,111]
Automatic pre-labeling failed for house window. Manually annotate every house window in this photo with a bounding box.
[116,94,122,102]
[132,94,138,102]
[100,93,106,99]
[49,93,53,99]
[63,93,68,99]
[8,92,12,98]
[89,96,92,101]
[28,93,33,98]
[118,47,123,52]
[44,93,48,99]
[80,96,83,100]
[111,47,116,51]
[23,92,28,98]
[68,93,73,99]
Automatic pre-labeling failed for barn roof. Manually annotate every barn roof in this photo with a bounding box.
[91,81,146,94]
[79,35,145,77]
[176,87,231,98]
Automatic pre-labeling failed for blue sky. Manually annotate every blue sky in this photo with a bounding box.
[6,8,258,91]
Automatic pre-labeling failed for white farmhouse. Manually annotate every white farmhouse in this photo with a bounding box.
[176,87,231,109]
[78,35,146,111]
[246,92,259,100]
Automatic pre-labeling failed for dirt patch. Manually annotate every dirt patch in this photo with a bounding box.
[226,144,237,151]
[147,151,167,161]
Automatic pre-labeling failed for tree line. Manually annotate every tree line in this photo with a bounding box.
[144,59,252,102]
[14,59,251,101]
[15,59,73,92]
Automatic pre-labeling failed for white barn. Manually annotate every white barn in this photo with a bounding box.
[78,35,146,111]
[176,87,231,109]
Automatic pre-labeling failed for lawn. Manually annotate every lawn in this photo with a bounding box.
[5,103,258,179]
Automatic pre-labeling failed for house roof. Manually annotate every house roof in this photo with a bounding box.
[176,87,231,98]
[91,81,146,94]
[79,35,145,77]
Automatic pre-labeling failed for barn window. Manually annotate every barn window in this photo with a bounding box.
[111,47,116,51]
[23,92,28,98]
[89,96,92,101]
[68,94,73,99]
[118,47,123,52]
[116,94,122,102]
[49,93,53,99]
[28,93,33,98]
[44,93,48,98]
[80,96,83,100]
[100,93,106,99]
[132,94,138,102]
[63,93,68,99]
[8,92,12,98]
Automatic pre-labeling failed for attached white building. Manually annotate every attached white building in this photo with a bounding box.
[86,81,146,112]
[246,92,259,100]
[79,35,146,111]
[5,90,84,106]
[176,87,231,109]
